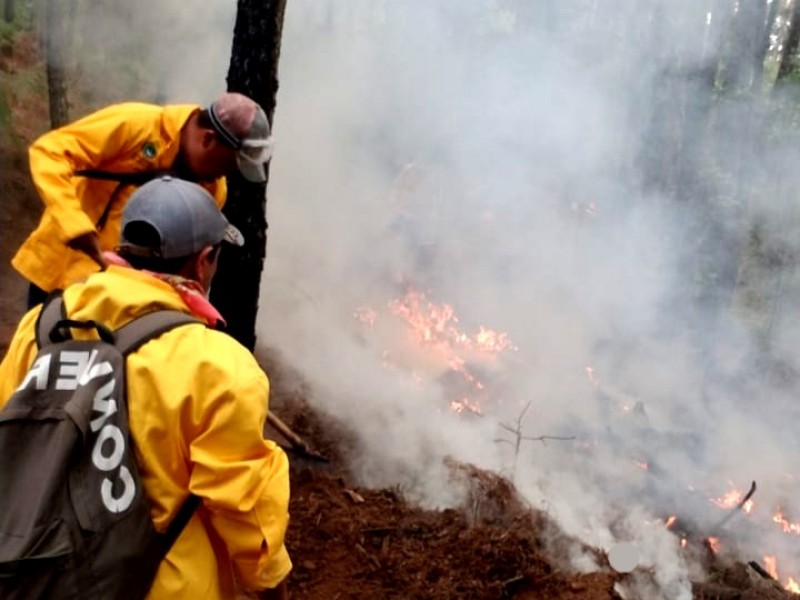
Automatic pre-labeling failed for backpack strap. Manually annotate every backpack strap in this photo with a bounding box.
[34,291,66,348]
[113,310,201,356]
[74,169,184,230]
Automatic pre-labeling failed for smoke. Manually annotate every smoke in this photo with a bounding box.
[72,0,800,596]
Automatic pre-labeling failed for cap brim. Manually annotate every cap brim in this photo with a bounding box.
[237,154,267,183]
[223,223,245,247]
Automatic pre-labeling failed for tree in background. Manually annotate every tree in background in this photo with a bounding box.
[43,0,75,127]
[209,0,288,351]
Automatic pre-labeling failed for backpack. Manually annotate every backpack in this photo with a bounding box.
[0,294,202,600]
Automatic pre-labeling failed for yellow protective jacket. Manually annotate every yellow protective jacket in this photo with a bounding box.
[0,266,291,598]
[12,103,227,292]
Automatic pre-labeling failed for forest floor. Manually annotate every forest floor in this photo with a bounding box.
[0,32,796,600]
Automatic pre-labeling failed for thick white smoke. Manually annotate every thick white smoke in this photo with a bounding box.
[80,0,800,597]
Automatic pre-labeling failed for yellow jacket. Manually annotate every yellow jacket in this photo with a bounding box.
[12,103,227,292]
[0,266,291,598]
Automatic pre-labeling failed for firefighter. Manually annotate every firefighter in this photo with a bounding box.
[0,177,291,599]
[12,92,273,306]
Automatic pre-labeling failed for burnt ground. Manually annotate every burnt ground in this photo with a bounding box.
[1,33,796,600]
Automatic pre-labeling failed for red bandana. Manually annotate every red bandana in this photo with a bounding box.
[103,252,226,328]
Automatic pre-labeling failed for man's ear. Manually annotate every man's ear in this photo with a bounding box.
[200,129,217,150]
[194,245,219,291]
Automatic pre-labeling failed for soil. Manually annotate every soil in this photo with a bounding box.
[0,33,795,600]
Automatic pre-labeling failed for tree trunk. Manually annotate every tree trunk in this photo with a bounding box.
[44,0,72,128]
[3,0,14,23]
[209,0,288,351]
[776,0,800,81]
[722,0,769,91]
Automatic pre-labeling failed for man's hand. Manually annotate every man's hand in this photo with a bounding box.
[68,232,108,269]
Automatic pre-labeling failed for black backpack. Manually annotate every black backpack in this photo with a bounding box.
[0,294,201,599]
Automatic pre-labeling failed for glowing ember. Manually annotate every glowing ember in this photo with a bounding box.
[787,578,800,594]
[773,507,800,535]
[449,398,483,415]
[764,555,779,580]
[707,537,720,554]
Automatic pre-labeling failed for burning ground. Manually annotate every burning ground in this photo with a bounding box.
[258,282,800,599]
[263,345,798,600]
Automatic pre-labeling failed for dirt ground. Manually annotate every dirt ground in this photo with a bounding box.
[1,33,796,600]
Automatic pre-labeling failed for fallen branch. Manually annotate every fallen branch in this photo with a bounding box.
[748,560,775,581]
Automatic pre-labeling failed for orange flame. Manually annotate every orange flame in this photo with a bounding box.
[665,516,677,529]
[449,398,483,415]
[710,487,753,513]
[707,537,720,554]
[773,507,800,535]
[787,578,800,594]
[764,555,779,580]
[357,286,516,415]
[388,288,517,355]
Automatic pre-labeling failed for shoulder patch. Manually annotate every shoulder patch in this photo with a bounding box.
[141,141,158,160]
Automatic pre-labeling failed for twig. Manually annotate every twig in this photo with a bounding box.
[521,435,576,443]
[495,401,574,481]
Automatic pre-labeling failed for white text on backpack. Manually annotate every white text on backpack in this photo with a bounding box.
[16,349,136,513]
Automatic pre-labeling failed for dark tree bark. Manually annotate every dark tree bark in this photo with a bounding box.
[44,0,73,127]
[209,0,288,351]
[3,0,14,23]
[777,0,800,81]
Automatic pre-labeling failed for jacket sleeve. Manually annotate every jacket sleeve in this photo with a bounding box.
[28,105,148,243]
[0,307,42,408]
[186,352,292,590]
[211,176,227,208]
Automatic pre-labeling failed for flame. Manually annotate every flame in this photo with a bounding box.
[787,578,800,594]
[707,537,720,554]
[710,487,753,513]
[449,398,482,415]
[773,507,800,535]
[475,326,516,353]
[665,515,677,529]
[680,538,687,549]
[632,460,648,471]
[356,286,516,415]
[764,555,779,580]
[388,288,517,355]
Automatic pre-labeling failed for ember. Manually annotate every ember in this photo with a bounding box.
[707,537,720,554]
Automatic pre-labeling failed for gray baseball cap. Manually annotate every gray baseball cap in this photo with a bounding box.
[208,92,273,183]
[119,176,244,259]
